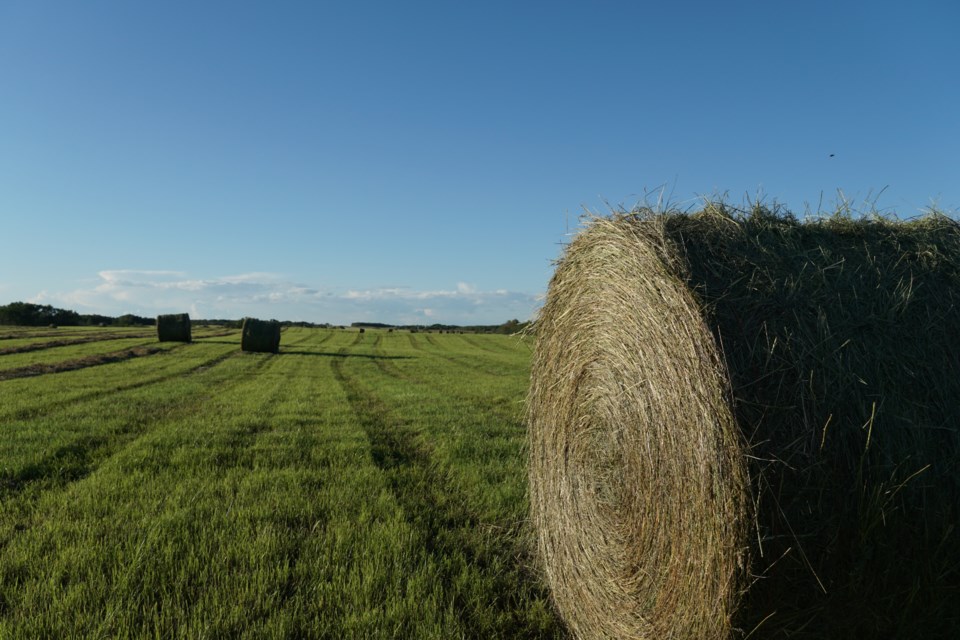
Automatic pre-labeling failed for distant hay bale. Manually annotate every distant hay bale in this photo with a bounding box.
[156,313,191,342]
[528,208,960,639]
[241,317,281,353]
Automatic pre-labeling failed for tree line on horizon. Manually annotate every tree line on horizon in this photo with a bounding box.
[350,318,529,334]
[0,302,154,327]
[0,302,529,333]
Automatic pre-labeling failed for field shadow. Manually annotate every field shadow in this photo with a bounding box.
[282,350,414,360]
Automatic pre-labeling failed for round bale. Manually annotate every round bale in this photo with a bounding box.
[156,313,192,342]
[241,317,281,353]
[528,209,960,639]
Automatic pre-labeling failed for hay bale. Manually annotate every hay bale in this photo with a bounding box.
[528,208,960,639]
[156,313,191,342]
[241,317,281,353]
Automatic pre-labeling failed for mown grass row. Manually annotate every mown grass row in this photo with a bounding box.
[0,326,107,341]
[0,337,163,371]
[0,326,238,375]
[329,335,556,637]
[0,332,152,355]
[0,327,563,638]
[0,325,229,353]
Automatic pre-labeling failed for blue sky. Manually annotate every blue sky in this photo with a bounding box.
[1,1,957,324]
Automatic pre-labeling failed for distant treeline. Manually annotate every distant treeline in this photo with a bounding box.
[0,301,530,334]
[351,318,529,334]
[0,302,154,327]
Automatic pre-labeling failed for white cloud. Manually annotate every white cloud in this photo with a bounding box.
[30,272,540,325]
[99,270,187,283]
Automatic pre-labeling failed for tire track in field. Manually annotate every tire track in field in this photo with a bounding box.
[0,332,155,356]
[5,327,314,420]
[207,353,297,471]
[329,351,560,639]
[3,346,239,421]
[232,352,315,609]
[178,349,239,378]
[241,330,356,611]
[300,329,336,348]
[0,351,288,608]
[274,328,337,354]
[280,329,317,347]
[366,335,440,388]
[0,351,276,504]
[458,334,495,352]
[200,346,323,612]
[459,333,529,356]
[368,334,525,427]
[0,329,71,340]
[414,334,518,377]
[0,345,165,381]
[408,333,487,372]
[193,328,240,339]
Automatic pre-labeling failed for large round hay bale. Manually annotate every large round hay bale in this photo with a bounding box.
[528,208,960,639]
[156,313,191,342]
[241,317,281,353]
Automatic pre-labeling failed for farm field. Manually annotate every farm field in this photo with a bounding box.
[0,326,564,638]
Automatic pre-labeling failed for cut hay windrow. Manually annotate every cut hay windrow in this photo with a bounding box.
[528,207,960,639]
[241,318,281,353]
[0,345,164,381]
[156,313,192,343]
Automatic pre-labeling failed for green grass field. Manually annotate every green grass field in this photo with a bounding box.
[0,326,564,638]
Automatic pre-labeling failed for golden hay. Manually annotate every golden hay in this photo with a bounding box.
[528,208,960,639]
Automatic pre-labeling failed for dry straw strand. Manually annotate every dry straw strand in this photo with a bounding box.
[528,207,960,639]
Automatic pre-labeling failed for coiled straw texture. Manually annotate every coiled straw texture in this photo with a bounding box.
[528,209,960,639]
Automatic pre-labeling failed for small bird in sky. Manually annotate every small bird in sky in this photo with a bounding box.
[829,153,835,158]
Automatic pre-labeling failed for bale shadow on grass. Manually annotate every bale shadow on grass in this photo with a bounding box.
[281,350,414,360]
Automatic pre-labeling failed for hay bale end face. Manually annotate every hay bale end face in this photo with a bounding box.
[528,209,960,639]
[156,313,191,342]
[241,318,281,353]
